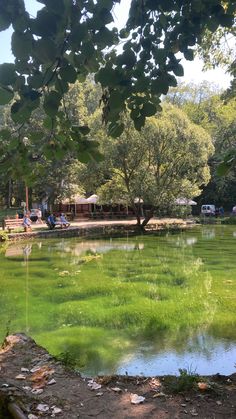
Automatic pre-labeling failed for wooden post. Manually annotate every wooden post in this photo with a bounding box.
[25,185,29,212]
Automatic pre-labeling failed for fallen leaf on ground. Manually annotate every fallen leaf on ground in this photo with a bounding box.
[21,367,29,372]
[97,375,113,385]
[87,379,102,390]
[36,403,49,412]
[15,374,26,380]
[216,400,222,406]
[48,378,56,385]
[190,408,198,416]
[51,406,62,415]
[152,392,166,398]
[23,386,31,392]
[29,365,55,382]
[31,388,44,395]
[111,387,122,393]
[32,378,47,390]
[198,382,210,391]
[28,414,38,419]
[130,393,145,404]
[149,378,161,390]
[30,366,41,373]
[96,392,104,396]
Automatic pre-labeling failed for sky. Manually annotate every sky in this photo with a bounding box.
[0,0,231,88]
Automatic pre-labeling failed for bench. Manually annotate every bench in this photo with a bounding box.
[46,221,70,230]
[2,218,25,233]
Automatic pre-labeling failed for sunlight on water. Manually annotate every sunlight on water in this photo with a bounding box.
[0,225,236,376]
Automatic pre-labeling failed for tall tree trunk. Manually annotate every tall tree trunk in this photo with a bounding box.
[132,203,142,226]
[7,179,12,208]
[141,208,155,229]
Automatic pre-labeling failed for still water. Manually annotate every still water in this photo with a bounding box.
[0,226,236,376]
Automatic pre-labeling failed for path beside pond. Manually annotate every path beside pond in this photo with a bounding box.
[0,334,236,419]
[2,218,193,241]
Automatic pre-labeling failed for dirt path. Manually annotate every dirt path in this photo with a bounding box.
[0,335,235,418]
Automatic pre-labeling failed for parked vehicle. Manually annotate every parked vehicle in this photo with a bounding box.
[201,204,216,216]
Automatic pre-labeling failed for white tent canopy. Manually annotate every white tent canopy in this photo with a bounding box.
[86,194,99,204]
[62,195,88,205]
[175,198,197,206]
[74,196,88,204]
[62,194,99,205]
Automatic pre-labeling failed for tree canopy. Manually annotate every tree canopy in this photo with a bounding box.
[0,0,235,144]
[96,105,214,226]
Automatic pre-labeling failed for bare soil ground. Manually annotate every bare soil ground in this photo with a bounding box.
[0,334,236,419]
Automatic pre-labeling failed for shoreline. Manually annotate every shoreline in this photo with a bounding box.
[0,334,235,419]
[1,218,192,242]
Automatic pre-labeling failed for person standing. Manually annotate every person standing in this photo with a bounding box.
[37,208,43,223]
[219,206,224,217]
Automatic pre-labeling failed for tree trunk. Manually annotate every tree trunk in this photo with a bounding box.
[132,203,142,226]
[6,179,12,208]
[141,208,155,229]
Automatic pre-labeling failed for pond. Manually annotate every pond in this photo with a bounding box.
[0,225,236,377]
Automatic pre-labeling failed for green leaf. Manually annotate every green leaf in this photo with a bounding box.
[0,129,11,140]
[184,49,194,61]
[108,122,125,138]
[12,12,30,31]
[96,67,122,87]
[43,116,53,129]
[0,63,16,85]
[0,87,14,105]
[207,17,219,32]
[133,115,145,131]
[167,74,177,87]
[118,49,136,69]
[81,41,95,58]
[11,31,32,59]
[11,100,32,123]
[28,72,44,89]
[141,102,156,117]
[78,126,90,135]
[0,13,11,31]
[172,64,184,77]
[55,77,69,94]
[37,0,65,16]
[43,91,61,117]
[218,13,234,28]
[109,90,124,110]
[70,23,88,47]
[31,8,58,37]
[59,65,77,83]
[217,161,232,176]
[151,78,169,95]
[119,28,130,38]
[33,38,57,63]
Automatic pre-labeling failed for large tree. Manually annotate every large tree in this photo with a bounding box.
[0,0,235,155]
[96,105,214,228]
[166,81,236,208]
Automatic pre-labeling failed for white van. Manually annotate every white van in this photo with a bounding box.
[201,204,216,216]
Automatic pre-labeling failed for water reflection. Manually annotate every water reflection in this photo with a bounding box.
[53,239,145,256]
[201,228,216,239]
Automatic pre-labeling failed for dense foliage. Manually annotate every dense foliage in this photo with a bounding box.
[166,81,236,209]
[0,0,235,144]
[96,105,213,226]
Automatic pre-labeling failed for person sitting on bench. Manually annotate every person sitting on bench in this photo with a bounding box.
[47,213,56,229]
[60,213,70,228]
[22,213,32,232]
